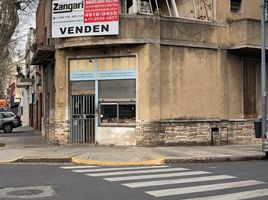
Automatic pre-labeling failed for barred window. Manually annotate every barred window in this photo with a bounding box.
[230,0,242,13]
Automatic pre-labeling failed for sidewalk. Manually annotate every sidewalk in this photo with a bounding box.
[0,126,266,165]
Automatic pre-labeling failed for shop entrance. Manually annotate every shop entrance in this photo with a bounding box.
[69,56,137,144]
[70,95,95,143]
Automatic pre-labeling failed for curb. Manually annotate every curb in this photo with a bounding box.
[164,155,266,164]
[0,155,265,165]
[15,157,72,163]
[71,157,166,166]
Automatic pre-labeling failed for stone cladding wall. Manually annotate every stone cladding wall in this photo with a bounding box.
[42,118,70,144]
[136,119,261,146]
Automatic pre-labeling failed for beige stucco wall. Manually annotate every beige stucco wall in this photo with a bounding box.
[160,46,225,120]
[138,43,161,121]
[54,14,267,50]
[229,19,268,48]
[226,53,243,119]
[54,49,68,121]
[216,0,260,24]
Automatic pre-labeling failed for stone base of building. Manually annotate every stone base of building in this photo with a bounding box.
[136,119,261,146]
[40,118,261,146]
[41,118,70,144]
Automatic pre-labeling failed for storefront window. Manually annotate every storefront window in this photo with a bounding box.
[100,104,118,123]
[99,79,136,125]
[99,80,135,101]
[100,103,136,125]
[119,104,136,124]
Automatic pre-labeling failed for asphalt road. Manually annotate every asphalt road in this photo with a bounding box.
[0,161,268,200]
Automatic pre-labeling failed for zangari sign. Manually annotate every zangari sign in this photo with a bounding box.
[52,0,119,38]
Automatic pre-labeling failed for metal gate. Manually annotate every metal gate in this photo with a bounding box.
[70,95,95,143]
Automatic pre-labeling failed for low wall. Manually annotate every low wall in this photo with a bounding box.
[136,119,261,146]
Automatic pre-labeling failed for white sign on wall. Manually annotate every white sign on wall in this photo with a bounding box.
[52,0,119,38]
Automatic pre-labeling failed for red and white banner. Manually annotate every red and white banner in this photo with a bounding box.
[84,0,118,23]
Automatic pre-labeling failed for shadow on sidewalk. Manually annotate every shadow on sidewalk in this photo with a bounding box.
[0,126,38,137]
[0,126,50,147]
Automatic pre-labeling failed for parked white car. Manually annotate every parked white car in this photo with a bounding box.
[0,111,22,133]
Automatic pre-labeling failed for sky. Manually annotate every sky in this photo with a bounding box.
[12,4,37,60]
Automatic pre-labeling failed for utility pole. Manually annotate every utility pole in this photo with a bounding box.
[261,0,268,155]
[261,0,266,137]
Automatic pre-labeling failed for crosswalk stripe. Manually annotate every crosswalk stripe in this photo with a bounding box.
[60,166,99,169]
[86,168,188,177]
[72,165,169,173]
[123,175,236,188]
[146,180,264,197]
[182,188,268,200]
[103,171,211,182]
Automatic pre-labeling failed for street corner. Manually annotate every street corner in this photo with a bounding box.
[71,156,166,166]
[0,159,18,164]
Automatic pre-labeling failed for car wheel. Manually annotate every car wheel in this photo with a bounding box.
[3,124,13,133]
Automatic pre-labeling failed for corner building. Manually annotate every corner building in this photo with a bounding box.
[32,0,265,146]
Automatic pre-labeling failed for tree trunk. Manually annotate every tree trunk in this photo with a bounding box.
[0,0,19,97]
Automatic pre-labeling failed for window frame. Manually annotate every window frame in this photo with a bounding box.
[230,0,243,13]
[99,101,136,127]
[99,79,136,102]
[0,112,14,118]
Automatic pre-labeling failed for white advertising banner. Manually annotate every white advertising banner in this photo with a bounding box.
[52,0,119,38]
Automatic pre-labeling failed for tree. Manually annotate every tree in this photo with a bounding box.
[0,0,36,98]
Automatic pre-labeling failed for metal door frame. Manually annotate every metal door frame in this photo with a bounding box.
[70,94,95,143]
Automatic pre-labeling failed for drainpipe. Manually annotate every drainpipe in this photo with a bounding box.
[171,0,179,17]
[261,0,268,155]
[95,80,99,144]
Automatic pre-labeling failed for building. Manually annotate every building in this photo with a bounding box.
[16,28,37,126]
[31,0,265,146]
[31,0,53,136]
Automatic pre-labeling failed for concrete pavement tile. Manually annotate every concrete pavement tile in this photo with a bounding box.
[0,149,35,163]
[126,147,166,160]
[89,152,142,162]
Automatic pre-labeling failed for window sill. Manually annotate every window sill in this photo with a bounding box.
[99,123,136,128]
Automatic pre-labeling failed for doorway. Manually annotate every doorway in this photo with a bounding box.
[70,95,95,143]
[243,61,257,118]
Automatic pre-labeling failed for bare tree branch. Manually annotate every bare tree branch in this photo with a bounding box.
[0,0,36,98]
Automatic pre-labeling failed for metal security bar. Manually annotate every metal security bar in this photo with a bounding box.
[70,95,95,143]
